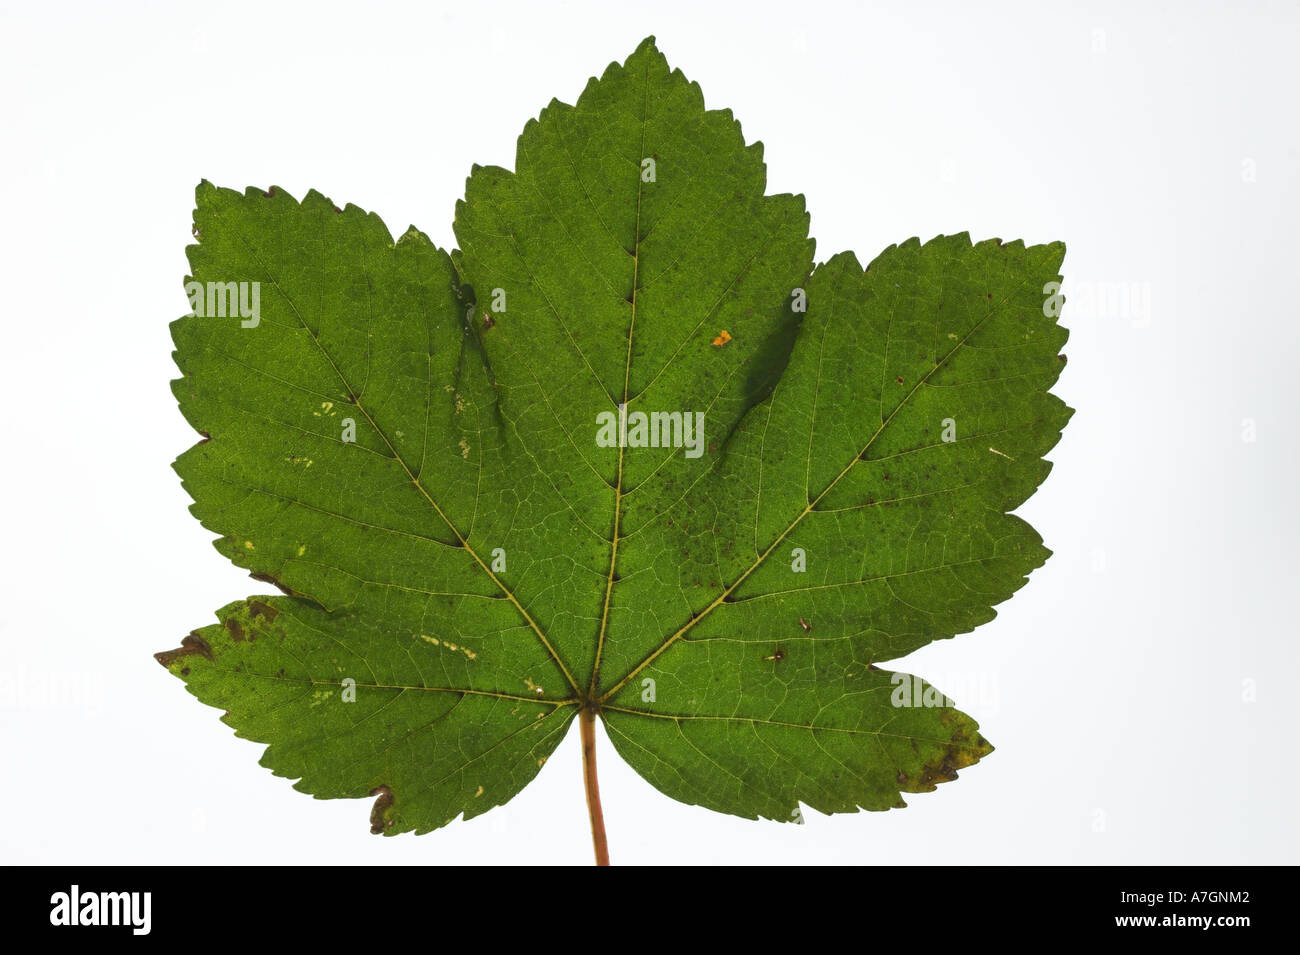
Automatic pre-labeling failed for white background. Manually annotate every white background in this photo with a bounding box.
[1,0,1296,865]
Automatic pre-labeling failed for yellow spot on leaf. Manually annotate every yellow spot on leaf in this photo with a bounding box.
[417,634,476,660]
[244,541,255,550]
[458,439,470,459]
[474,785,484,798]
[711,329,732,347]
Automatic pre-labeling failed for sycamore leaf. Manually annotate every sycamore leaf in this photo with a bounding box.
[159,36,1070,856]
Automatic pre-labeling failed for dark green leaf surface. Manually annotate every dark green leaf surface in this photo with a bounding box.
[160,37,1070,839]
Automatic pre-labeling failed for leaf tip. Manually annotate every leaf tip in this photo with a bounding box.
[154,632,213,670]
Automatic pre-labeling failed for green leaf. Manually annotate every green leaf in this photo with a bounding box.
[160,36,1070,852]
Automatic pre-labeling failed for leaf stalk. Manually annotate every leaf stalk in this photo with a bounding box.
[580,705,610,866]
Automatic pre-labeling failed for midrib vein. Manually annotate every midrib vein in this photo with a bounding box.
[589,67,651,697]
[602,704,987,744]
[211,663,577,707]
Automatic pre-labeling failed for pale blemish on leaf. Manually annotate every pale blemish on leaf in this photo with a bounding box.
[417,633,477,660]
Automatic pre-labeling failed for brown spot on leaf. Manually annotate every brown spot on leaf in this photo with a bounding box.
[225,618,245,641]
[249,571,299,597]
[369,785,394,834]
[155,632,213,668]
[249,600,278,622]
[900,719,993,794]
